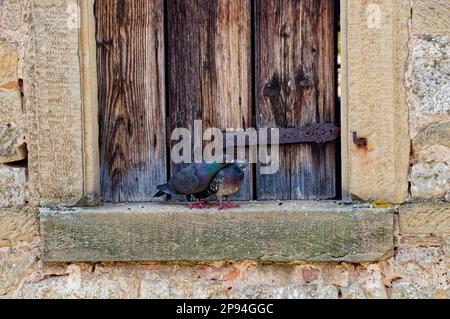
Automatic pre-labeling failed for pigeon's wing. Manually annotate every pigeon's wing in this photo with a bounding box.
[169,165,202,195]
[169,163,230,195]
[208,172,222,194]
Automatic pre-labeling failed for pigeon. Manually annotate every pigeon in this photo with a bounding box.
[153,162,231,209]
[194,162,246,210]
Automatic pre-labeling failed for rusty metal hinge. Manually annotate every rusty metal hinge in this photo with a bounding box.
[224,123,340,147]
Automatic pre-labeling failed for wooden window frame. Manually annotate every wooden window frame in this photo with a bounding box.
[26,0,411,207]
[58,0,409,206]
[30,0,411,262]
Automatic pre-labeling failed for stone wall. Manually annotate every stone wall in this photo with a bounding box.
[0,0,28,208]
[409,34,450,201]
[0,204,448,299]
[408,1,450,202]
[0,1,449,299]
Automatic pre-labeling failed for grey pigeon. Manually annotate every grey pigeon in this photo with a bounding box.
[154,162,231,208]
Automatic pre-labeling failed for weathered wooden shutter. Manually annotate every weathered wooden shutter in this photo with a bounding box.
[96,0,337,203]
[96,0,167,202]
[167,0,253,201]
[255,0,337,200]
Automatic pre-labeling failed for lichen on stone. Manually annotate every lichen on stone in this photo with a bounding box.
[412,35,450,116]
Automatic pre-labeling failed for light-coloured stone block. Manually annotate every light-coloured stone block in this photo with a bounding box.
[411,0,450,34]
[139,280,229,299]
[341,0,411,203]
[18,274,137,299]
[341,283,367,299]
[0,0,22,31]
[399,203,450,235]
[360,265,388,299]
[0,41,18,86]
[25,0,84,206]
[0,88,22,124]
[412,35,450,116]
[230,284,339,299]
[413,121,450,151]
[390,281,432,299]
[0,208,38,247]
[0,251,36,295]
[416,145,450,164]
[411,122,450,200]
[0,164,26,207]
[0,124,27,164]
[0,41,22,124]
[411,162,449,200]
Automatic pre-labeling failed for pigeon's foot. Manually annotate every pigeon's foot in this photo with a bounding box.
[189,200,211,210]
[219,201,240,210]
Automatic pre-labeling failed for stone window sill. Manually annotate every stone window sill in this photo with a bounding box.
[40,201,394,263]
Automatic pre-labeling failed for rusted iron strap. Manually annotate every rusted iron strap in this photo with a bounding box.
[223,124,340,147]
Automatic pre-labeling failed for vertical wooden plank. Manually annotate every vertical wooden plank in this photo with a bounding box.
[79,0,100,205]
[255,0,336,200]
[96,0,167,202]
[167,0,252,200]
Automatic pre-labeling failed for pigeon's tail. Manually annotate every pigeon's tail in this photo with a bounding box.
[153,191,166,198]
[153,183,177,198]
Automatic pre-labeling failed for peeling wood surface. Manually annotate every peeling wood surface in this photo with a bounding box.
[40,202,395,263]
[255,0,337,200]
[96,0,167,202]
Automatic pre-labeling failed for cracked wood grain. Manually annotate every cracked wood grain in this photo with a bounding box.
[96,0,167,202]
[255,0,337,200]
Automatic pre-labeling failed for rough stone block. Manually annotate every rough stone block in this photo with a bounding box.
[18,274,137,299]
[411,162,449,200]
[0,88,22,124]
[399,235,442,247]
[0,208,38,247]
[230,284,339,299]
[0,124,27,164]
[25,0,84,206]
[341,283,367,299]
[411,122,450,200]
[399,203,450,235]
[395,246,443,268]
[0,41,19,86]
[0,250,36,295]
[411,0,450,34]
[415,145,450,164]
[0,0,23,30]
[40,202,395,263]
[390,281,432,299]
[139,280,229,299]
[413,121,450,151]
[360,265,388,299]
[412,35,450,115]
[0,164,26,207]
[0,41,22,124]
